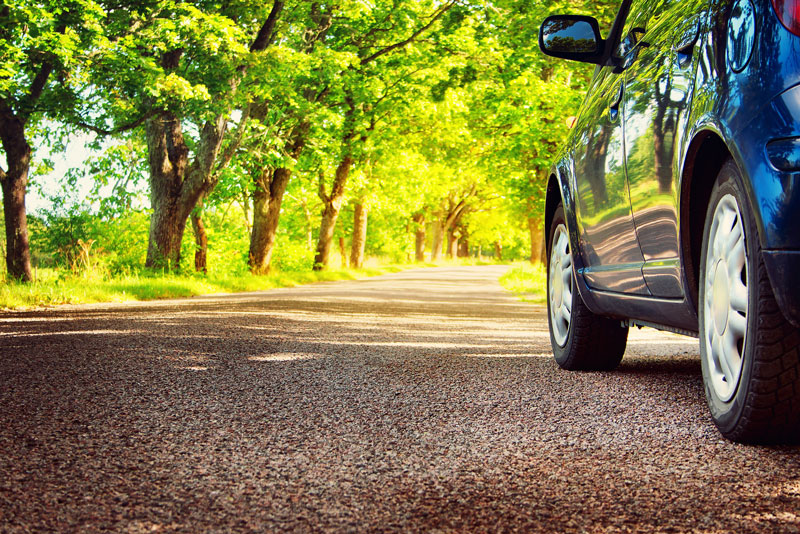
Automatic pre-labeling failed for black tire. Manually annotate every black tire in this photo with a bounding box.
[547,205,628,371]
[699,159,800,443]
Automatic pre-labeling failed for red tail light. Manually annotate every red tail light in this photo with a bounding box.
[772,0,800,37]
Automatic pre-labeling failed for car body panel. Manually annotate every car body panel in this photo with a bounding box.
[690,0,800,249]
[572,67,650,295]
[542,0,800,330]
[621,1,707,297]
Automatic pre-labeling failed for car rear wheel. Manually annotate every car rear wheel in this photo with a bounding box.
[699,159,800,443]
[547,205,628,371]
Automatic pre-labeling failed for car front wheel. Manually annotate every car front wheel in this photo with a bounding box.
[699,159,800,443]
[547,205,628,371]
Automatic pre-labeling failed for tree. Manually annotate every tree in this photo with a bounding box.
[245,3,334,274]
[81,1,284,270]
[0,0,106,280]
[310,0,460,270]
[248,125,308,274]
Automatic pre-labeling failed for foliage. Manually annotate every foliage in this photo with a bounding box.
[31,207,148,274]
[39,207,97,271]
[0,0,107,119]
[4,0,622,293]
[499,262,547,303]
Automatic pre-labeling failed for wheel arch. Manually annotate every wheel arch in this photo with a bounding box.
[543,163,606,318]
[544,171,565,261]
[679,130,733,314]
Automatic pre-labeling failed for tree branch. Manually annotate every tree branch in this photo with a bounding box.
[359,1,456,65]
[160,48,184,70]
[27,64,55,110]
[370,65,426,108]
[318,171,329,203]
[446,183,478,228]
[21,21,67,121]
[0,5,12,41]
[251,0,285,52]
[76,111,155,136]
[353,10,397,49]
[214,103,252,177]
[302,3,334,53]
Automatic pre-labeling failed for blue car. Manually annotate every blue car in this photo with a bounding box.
[539,0,800,442]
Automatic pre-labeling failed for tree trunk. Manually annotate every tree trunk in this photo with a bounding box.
[145,107,234,271]
[339,237,347,268]
[458,236,469,258]
[240,191,252,238]
[0,108,33,281]
[350,202,367,269]
[528,216,545,264]
[494,240,503,261]
[146,194,187,270]
[314,156,353,270]
[144,113,192,270]
[431,219,444,261]
[446,228,459,258]
[433,187,474,262]
[415,230,426,262]
[412,213,426,262]
[249,167,291,274]
[315,201,340,270]
[191,197,208,274]
[1,174,32,282]
[249,126,307,274]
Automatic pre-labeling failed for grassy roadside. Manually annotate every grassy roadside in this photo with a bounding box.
[499,262,547,304]
[0,266,405,310]
[0,259,500,310]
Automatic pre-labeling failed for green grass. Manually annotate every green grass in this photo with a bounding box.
[0,258,509,310]
[0,265,412,310]
[499,262,547,303]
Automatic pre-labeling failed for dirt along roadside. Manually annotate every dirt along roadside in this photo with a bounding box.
[1,265,798,532]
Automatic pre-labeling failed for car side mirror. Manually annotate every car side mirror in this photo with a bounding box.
[539,15,605,64]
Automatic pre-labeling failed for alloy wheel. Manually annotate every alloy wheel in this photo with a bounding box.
[549,224,573,346]
[702,194,749,402]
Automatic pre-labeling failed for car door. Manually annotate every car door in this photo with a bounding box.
[571,12,650,296]
[620,0,708,297]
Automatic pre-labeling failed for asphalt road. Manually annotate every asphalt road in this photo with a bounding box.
[1,265,799,533]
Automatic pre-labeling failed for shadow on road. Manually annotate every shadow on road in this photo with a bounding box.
[1,266,799,532]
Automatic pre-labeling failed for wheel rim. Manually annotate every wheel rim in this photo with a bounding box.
[549,224,573,347]
[702,194,749,402]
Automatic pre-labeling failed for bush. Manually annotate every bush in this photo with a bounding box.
[30,207,149,276]
[271,235,315,272]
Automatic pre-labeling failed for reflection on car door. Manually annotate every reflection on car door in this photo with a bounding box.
[621,0,707,297]
[572,59,649,295]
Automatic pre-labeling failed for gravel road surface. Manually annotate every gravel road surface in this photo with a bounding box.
[1,265,799,533]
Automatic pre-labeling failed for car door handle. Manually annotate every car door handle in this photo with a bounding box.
[675,17,701,67]
[675,38,697,67]
[676,37,697,55]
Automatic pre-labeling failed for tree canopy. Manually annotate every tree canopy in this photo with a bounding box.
[1,0,619,281]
